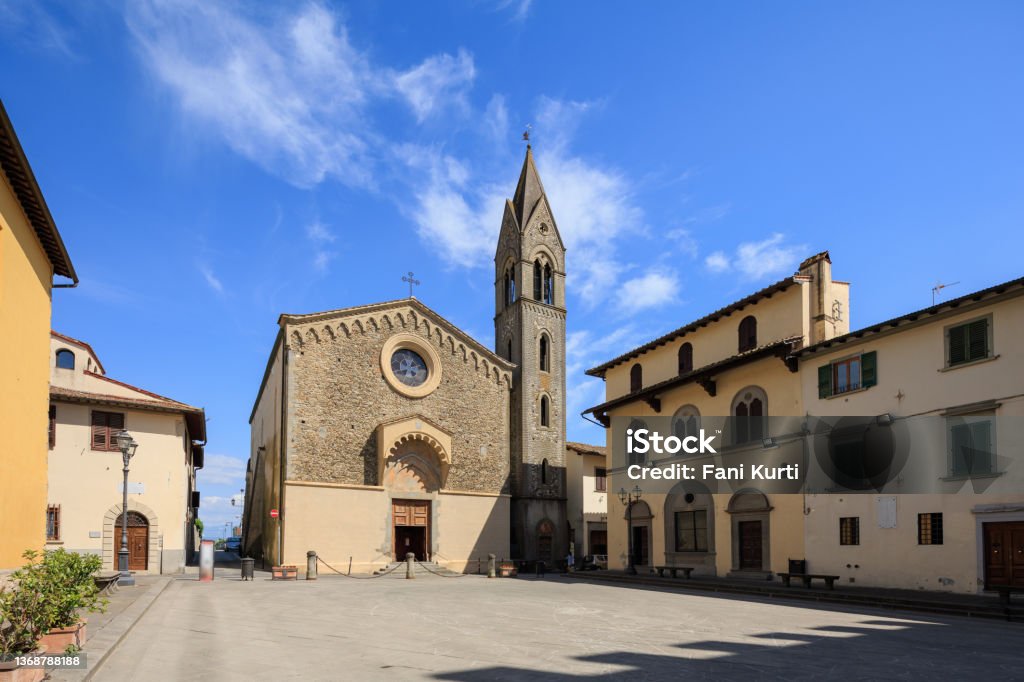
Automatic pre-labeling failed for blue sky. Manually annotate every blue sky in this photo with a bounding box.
[3,1,1023,536]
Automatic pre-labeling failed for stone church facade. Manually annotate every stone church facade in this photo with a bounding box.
[243,148,569,572]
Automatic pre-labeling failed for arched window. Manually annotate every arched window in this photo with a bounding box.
[539,335,549,371]
[507,268,516,305]
[678,342,693,374]
[55,349,75,370]
[503,271,511,307]
[627,419,647,465]
[540,395,550,427]
[543,264,554,304]
[672,405,701,442]
[738,316,757,353]
[630,363,643,392]
[732,387,767,444]
[507,339,512,361]
[541,458,549,484]
[533,260,542,301]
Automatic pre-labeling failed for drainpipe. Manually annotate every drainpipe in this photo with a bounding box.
[278,341,290,567]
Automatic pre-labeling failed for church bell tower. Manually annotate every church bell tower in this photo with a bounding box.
[494,145,568,563]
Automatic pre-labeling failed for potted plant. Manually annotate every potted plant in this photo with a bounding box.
[0,557,47,682]
[271,565,298,580]
[33,550,106,653]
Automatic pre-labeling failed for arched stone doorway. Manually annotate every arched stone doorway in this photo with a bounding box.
[537,519,555,564]
[626,500,653,569]
[727,490,772,578]
[663,483,716,575]
[103,501,160,574]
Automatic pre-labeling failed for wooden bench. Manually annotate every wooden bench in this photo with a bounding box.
[654,565,695,579]
[777,572,840,590]
[93,571,121,595]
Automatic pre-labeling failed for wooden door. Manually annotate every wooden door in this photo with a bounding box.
[392,500,430,561]
[631,525,649,566]
[128,526,148,571]
[984,522,1024,588]
[739,520,763,570]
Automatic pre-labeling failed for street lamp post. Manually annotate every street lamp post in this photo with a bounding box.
[618,485,643,575]
[114,430,139,586]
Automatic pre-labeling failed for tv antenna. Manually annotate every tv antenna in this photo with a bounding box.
[932,281,959,305]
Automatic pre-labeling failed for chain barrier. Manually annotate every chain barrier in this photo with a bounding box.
[315,556,402,579]
[415,560,469,578]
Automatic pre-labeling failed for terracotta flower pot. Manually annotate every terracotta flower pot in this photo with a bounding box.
[271,565,298,580]
[39,618,86,654]
[0,647,48,682]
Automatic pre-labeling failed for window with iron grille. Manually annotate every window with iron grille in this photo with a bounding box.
[46,505,60,541]
[839,517,860,545]
[91,410,125,451]
[48,404,56,449]
[918,513,943,545]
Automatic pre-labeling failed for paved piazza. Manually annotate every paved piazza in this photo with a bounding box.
[98,575,1021,681]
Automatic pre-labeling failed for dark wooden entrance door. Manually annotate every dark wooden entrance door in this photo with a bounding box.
[631,525,648,566]
[393,500,430,561]
[984,522,1024,588]
[738,520,763,570]
[128,527,148,570]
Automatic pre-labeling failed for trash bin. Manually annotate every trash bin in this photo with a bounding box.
[241,557,255,581]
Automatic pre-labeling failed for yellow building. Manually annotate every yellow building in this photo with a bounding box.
[565,442,608,562]
[584,252,848,578]
[0,100,77,570]
[795,276,1024,593]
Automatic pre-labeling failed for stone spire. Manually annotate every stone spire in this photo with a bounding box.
[511,145,548,229]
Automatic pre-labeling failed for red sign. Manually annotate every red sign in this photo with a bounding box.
[269,509,279,518]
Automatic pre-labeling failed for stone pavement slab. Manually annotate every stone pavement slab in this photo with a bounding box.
[94,574,1022,681]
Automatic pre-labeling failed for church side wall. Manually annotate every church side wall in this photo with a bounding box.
[246,339,284,564]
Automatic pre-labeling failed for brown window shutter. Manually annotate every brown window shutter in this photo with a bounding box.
[91,411,108,450]
[49,405,56,449]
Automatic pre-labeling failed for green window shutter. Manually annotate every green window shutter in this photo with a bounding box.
[861,351,877,388]
[967,319,988,361]
[818,364,832,398]
[948,324,967,365]
[970,420,993,474]
[950,422,970,475]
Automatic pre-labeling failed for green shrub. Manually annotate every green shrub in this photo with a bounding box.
[0,552,46,656]
[37,548,106,630]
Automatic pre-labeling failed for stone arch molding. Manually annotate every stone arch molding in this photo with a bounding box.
[102,499,161,574]
[287,306,512,389]
[376,416,453,489]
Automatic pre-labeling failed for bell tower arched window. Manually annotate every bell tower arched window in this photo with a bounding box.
[630,363,643,392]
[543,264,554,304]
[533,260,542,301]
[678,342,693,374]
[539,335,549,372]
[540,395,550,427]
[738,316,757,353]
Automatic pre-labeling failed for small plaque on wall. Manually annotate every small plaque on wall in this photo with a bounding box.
[89,531,101,538]
[119,482,145,494]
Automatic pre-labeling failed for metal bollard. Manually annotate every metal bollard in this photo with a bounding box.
[487,553,496,579]
[306,551,317,580]
[406,552,416,579]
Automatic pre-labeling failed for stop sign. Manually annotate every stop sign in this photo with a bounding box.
[269,509,279,518]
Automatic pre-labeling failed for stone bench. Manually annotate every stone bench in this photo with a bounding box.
[93,571,121,595]
[654,565,695,579]
[995,585,1024,620]
[777,572,840,590]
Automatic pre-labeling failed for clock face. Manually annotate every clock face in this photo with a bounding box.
[391,348,428,387]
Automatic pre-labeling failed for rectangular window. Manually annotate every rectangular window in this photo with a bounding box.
[819,351,876,398]
[839,517,860,545]
[918,513,943,545]
[947,317,990,366]
[674,510,708,552]
[589,529,607,555]
[48,404,56,449]
[948,417,994,476]
[46,505,60,541]
[91,410,125,451]
[595,468,607,492]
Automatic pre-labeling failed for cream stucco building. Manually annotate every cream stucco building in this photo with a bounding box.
[48,332,206,574]
[795,276,1024,593]
[244,148,571,572]
[566,442,608,562]
[0,100,78,570]
[584,252,849,578]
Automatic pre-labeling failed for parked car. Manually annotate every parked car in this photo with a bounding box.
[225,536,242,553]
[578,554,606,571]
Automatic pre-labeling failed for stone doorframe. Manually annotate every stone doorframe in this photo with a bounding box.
[972,503,1024,593]
[103,500,161,574]
[726,490,772,575]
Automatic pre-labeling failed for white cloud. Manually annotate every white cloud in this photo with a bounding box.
[198,263,224,294]
[614,271,679,311]
[705,251,730,273]
[704,234,806,279]
[305,220,335,243]
[496,0,533,21]
[393,49,475,122]
[666,228,698,258]
[199,453,245,486]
